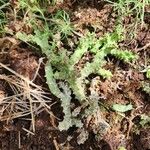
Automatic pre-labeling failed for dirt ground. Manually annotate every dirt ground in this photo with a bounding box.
[0,0,150,150]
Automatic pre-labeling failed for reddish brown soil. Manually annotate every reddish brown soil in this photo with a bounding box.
[0,0,150,149]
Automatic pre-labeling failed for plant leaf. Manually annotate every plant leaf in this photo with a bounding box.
[112,104,133,112]
[146,68,150,79]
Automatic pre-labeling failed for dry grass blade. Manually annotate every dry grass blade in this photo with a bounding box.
[0,63,52,132]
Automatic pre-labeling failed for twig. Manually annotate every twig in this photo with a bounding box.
[72,31,83,37]
[22,127,35,136]
[135,42,150,52]
[53,138,60,150]
[0,2,10,10]
[18,131,21,149]
[0,63,41,90]
[32,57,44,82]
